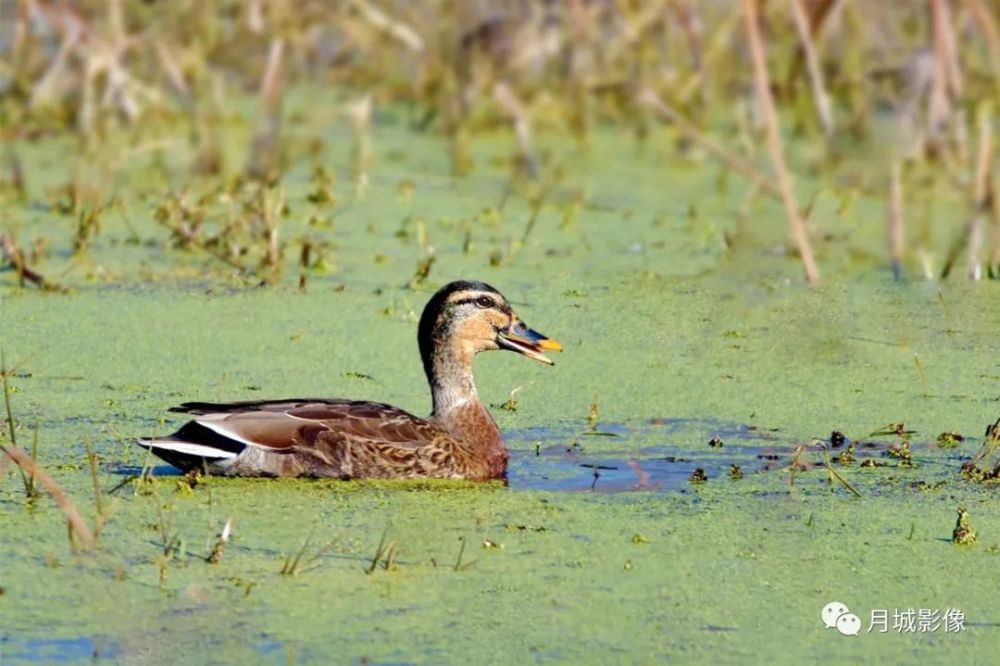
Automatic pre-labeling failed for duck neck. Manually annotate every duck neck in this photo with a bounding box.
[419,329,508,479]
[427,346,480,417]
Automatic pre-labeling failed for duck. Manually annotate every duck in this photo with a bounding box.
[137,280,562,480]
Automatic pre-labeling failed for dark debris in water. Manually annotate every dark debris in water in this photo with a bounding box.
[506,418,985,493]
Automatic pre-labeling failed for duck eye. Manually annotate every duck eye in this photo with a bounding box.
[475,296,494,309]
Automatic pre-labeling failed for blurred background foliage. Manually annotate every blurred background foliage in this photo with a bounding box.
[0,0,997,282]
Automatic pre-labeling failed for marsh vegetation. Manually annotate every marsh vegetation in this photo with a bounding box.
[1,1,998,663]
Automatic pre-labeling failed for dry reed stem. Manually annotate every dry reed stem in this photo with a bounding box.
[348,0,425,54]
[348,93,373,196]
[1,234,61,290]
[668,0,706,102]
[786,0,842,89]
[742,0,820,284]
[677,9,741,104]
[790,0,834,137]
[888,161,905,280]
[2,447,96,549]
[246,38,286,181]
[29,10,84,109]
[967,102,994,280]
[928,0,962,148]
[637,88,782,201]
[964,0,1000,96]
[493,81,539,178]
[153,39,192,107]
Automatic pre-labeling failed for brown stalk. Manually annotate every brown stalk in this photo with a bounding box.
[1,234,60,291]
[964,0,1000,96]
[348,94,373,197]
[347,0,425,54]
[888,161,905,280]
[942,103,996,280]
[967,103,994,280]
[493,81,539,178]
[790,0,834,137]
[246,38,286,182]
[246,0,265,34]
[668,0,706,103]
[928,0,962,149]
[153,39,193,109]
[6,147,25,200]
[637,88,782,201]
[29,11,85,109]
[742,0,820,284]
[785,0,841,85]
[2,447,96,549]
[677,9,741,104]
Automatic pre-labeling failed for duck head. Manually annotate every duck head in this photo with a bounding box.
[418,280,562,376]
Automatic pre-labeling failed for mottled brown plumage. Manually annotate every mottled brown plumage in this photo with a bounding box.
[137,281,561,480]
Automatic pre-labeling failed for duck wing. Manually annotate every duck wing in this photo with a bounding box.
[139,399,463,478]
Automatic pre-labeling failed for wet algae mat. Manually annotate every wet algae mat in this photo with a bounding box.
[2,106,1000,663]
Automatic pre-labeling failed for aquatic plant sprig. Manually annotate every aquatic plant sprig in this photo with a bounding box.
[280,532,343,577]
[952,507,977,546]
[207,517,234,564]
[83,436,110,542]
[789,440,862,498]
[365,526,398,574]
[1,350,43,501]
[960,417,1000,482]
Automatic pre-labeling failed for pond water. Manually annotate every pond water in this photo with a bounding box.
[2,89,999,663]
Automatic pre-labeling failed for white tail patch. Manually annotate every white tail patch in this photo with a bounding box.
[143,439,238,460]
[194,418,261,448]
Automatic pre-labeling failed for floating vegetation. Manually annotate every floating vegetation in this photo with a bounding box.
[2,2,999,661]
[206,518,234,564]
[960,417,1000,482]
[495,385,524,413]
[789,441,862,498]
[407,255,435,289]
[952,507,977,546]
[836,441,857,466]
[886,440,914,468]
[936,432,964,448]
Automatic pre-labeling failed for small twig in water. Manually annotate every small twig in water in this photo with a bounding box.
[1,234,62,291]
[206,517,233,564]
[1,447,96,549]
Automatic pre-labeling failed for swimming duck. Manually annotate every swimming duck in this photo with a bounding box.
[137,280,561,480]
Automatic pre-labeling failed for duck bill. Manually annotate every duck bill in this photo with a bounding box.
[498,321,563,365]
